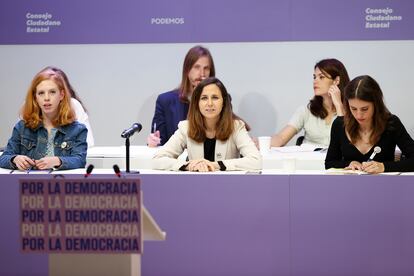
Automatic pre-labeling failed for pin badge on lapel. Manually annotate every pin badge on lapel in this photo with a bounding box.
[61,141,67,149]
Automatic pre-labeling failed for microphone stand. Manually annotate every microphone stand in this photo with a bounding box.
[125,137,131,173]
[124,137,139,174]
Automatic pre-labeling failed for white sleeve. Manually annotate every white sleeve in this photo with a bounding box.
[222,120,262,171]
[152,121,188,171]
[287,105,308,132]
[71,98,95,147]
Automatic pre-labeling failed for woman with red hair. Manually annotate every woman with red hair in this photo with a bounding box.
[0,69,87,170]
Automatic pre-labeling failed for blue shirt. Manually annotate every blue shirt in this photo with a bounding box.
[0,120,88,170]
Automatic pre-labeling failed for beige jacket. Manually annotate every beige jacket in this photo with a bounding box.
[152,120,262,171]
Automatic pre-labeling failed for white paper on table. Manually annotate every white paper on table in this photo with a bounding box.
[271,144,326,153]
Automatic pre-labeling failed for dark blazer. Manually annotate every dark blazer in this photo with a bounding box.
[151,90,189,145]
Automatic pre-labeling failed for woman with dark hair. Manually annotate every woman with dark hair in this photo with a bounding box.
[0,69,87,170]
[271,58,350,147]
[325,75,414,173]
[152,77,261,172]
[43,66,94,147]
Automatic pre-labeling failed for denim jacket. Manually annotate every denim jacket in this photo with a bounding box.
[0,120,88,170]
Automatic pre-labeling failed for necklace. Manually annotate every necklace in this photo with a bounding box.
[359,129,372,145]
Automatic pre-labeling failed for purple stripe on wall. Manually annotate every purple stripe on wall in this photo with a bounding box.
[0,0,413,44]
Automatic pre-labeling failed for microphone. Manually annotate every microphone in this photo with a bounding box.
[113,164,121,178]
[121,123,142,138]
[367,146,381,162]
[84,164,94,178]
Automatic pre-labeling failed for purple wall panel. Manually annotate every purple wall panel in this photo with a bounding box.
[290,175,414,276]
[1,173,414,275]
[0,174,291,276]
[140,175,291,276]
[291,0,414,41]
[1,0,412,44]
[0,175,48,276]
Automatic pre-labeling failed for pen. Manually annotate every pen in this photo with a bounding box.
[153,122,157,133]
[367,146,381,162]
[26,166,33,174]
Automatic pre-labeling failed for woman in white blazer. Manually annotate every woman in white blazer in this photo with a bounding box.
[152,77,262,172]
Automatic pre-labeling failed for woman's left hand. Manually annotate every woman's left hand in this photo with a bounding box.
[361,161,385,174]
[251,136,259,150]
[35,157,61,170]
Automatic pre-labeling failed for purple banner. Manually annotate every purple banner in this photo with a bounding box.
[19,178,141,254]
[0,0,413,44]
[292,0,414,41]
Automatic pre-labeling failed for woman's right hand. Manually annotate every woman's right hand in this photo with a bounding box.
[13,155,35,170]
[328,84,344,115]
[345,161,363,171]
[147,131,161,147]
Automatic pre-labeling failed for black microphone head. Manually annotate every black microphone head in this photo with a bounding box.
[133,123,142,132]
[113,164,121,174]
[121,123,143,138]
[86,164,94,174]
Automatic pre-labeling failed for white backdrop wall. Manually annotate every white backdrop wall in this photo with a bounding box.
[1,41,413,147]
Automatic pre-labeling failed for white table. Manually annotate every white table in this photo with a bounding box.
[86,145,327,170]
[86,146,161,169]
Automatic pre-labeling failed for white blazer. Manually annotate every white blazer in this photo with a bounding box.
[152,120,262,171]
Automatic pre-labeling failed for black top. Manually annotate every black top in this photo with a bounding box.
[204,138,216,162]
[325,115,414,172]
[179,138,227,171]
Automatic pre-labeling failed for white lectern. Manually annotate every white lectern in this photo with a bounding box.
[49,206,166,276]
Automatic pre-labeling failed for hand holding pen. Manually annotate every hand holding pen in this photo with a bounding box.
[361,146,384,174]
[147,122,161,147]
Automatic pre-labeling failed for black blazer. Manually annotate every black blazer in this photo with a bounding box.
[151,90,189,145]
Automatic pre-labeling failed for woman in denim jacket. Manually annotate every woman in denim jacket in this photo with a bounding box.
[0,69,87,170]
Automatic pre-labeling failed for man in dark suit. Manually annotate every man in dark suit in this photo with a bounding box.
[147,46,216,146]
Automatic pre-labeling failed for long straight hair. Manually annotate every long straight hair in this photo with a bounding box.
[178,46,215,103]
[22,69,75,129]
[344,75,391,144]
[308,58,350,118]
[187,77,234,142]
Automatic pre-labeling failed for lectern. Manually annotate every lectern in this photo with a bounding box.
[48,207,166,276]
[19,176,165,276]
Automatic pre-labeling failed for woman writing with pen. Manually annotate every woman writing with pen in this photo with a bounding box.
[325,75,414,173]
[0,68,87,171]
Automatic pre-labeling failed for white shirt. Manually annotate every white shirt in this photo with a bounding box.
[71,98,94,147]
[288,105,335,147]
